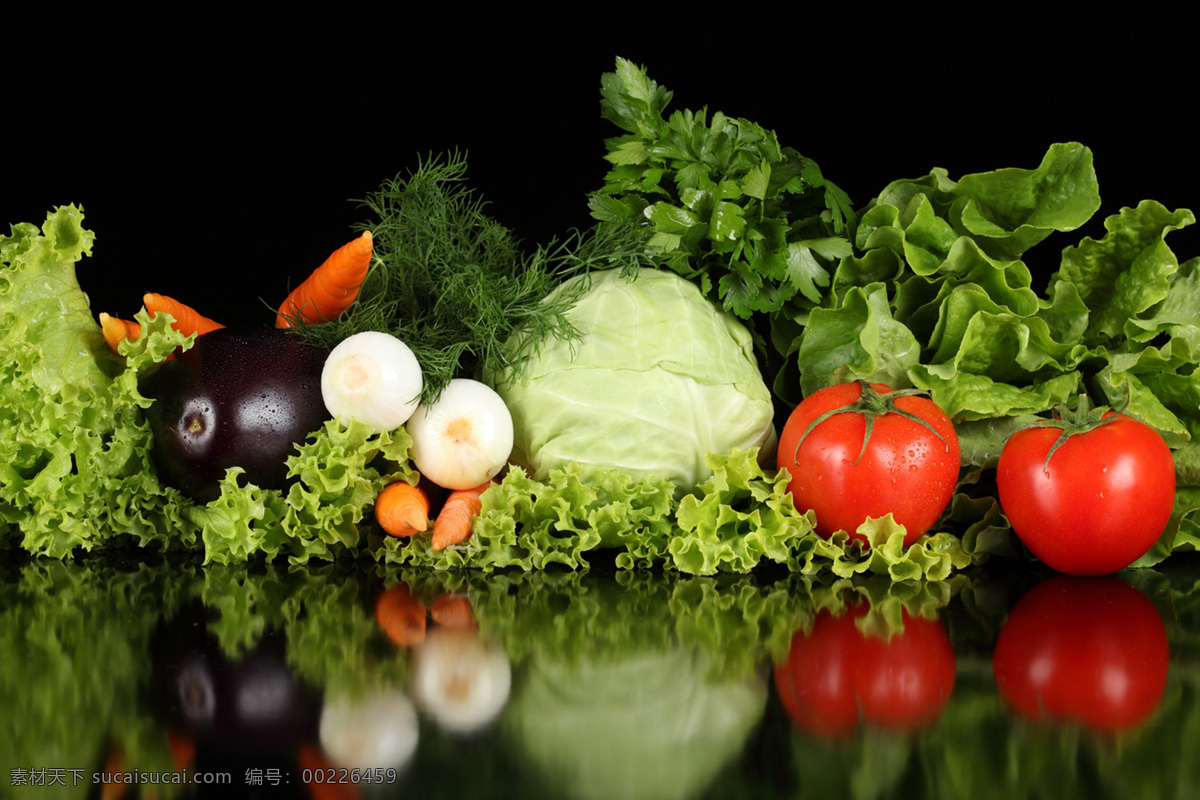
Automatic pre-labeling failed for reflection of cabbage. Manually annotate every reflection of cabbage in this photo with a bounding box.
[504,649,767,800]
[491,268,775,491]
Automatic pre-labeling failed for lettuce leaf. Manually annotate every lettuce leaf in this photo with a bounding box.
[0,207,193,556]
[380,447,981,578]
[1,206,416,564]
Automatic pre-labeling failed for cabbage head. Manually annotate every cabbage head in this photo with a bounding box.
[489,268,776,491]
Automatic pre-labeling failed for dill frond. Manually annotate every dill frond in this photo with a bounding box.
[292,152,655,404]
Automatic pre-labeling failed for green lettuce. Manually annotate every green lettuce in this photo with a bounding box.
[381,445,978,579]
[0,206,193,556]
[792,145,1200,566]
[1,206,416,564]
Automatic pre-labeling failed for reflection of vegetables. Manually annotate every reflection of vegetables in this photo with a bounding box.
[411,628,512,734]
[374,481,430,538]
[407,378,513,491]
[776,381,961,548]
[992,576,1169,731]
[505,648,766,800]
[997,409,1176,575]
[141,328,331,503]
[489,268,776,493]
[375,584,427,647]
[432,480,490,551]
[318,689,419,771]
[431,594,475,629]
[321,330,423,433]
[276,230,373,328]
[1,560,193,797]
[773,600,957,739]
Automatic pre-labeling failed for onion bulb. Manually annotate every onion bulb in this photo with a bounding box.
[318,689,419,771]
[407,378,513,490]
[321,331,423,432]
[411,628,512,734]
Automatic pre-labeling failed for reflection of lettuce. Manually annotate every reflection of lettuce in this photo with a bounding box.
[506,649,766,800]
[0,560,187,798]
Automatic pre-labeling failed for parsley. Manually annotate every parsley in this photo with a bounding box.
[588,57,856,321]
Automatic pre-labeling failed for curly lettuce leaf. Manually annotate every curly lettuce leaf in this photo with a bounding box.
[1,207,418,563]
[0,208,194,556]
[382,447,979,580]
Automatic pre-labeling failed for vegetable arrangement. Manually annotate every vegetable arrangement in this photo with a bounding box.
[2,57,1197,580]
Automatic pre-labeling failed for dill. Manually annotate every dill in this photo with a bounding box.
[294,152,653,404]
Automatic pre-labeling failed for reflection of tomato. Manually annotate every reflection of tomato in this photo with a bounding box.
[776,382,960,547]
[992,576,1169,731]
[773,601,957,738]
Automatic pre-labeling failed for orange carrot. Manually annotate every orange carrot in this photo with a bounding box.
[431,593,476,629]
[276,230,373,328]
[167,729,196,770]
[99,312,141,354]
[100,742,128,800]
[374,481,430,537]
[431,480,492,551]
[375,584,427,647]
[143,292,225,338]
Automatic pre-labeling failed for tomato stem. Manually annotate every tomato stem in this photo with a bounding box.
[793,381,953,467]
[1032,391,1127,474]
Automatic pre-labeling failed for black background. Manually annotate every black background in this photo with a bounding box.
[6,9,1197,328]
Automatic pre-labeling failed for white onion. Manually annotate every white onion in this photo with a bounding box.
[411,628,512,734]
[318,689,419,771]
[406,378,513,490]
[321,331,423,432]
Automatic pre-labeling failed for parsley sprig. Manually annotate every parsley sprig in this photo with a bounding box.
[588,57,856,321]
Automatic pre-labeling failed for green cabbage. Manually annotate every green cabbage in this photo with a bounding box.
[490,268,776,492]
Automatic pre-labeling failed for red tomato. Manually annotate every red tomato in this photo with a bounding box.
[996,413,1175,575]
[773,601,957,739]
[992,576,1169,731]
[776,382,961,547]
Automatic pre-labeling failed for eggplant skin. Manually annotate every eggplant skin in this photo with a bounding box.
[142,328,330,503]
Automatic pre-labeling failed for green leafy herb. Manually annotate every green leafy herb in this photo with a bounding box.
[589,57,855,322]
[293,152,653,403]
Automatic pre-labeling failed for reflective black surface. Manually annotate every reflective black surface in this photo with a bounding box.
[4,551,1200,799]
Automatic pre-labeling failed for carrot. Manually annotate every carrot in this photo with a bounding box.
[276,230,373,328]
[375,584,427,647]
[374,481,430,537]
[99,312,141,354]
[100,742,128,800]
[143,292,225,338]
[431,480,492,551]
[431,593,476,629]
[167,729,196,770]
